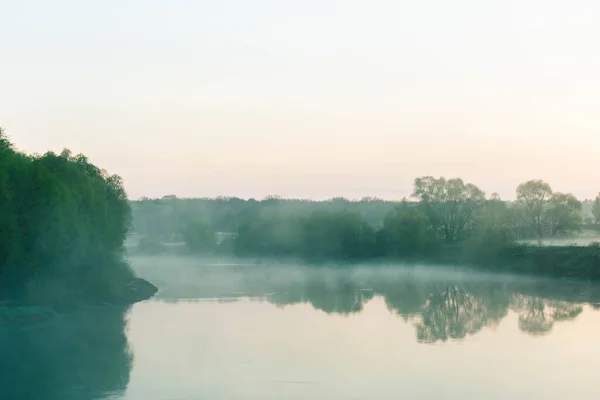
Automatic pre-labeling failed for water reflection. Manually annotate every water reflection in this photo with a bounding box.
[0,306,133,400]
[511,297,583,336]
[146,265,600,343]
[268,279,589,343]
[3,263,599,400]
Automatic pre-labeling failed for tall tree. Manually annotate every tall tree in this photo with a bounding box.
[412,176,485,242]
[516,180,553,239]
[546,192,583,235]
[480,193,510,231]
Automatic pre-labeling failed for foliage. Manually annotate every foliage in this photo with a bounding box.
[546,193,583,236]
[375,201,437,258]
[516,180,553,239]
[234,214,302,257]
[411,176,486,242]
[299,211,376,261]
[182,220,217,253]
[0,129,135,302]
[231,211,376,261]
[130,195,397,243]
[593,193,600,224]
[131,176,594,264]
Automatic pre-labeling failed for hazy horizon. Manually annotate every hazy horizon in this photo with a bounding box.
[2,1,599,200]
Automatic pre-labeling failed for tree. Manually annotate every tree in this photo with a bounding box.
[516,180,553,239]
[480,193,510,231]
[299,211,375,261]
[465,194,515,259]
[412,176,485,242]
[376,201,433,257]
[182,220,216,253]
[234,214,302,257]
[593,193,600,225]
[546,192,583,235]
[0,130,136,302]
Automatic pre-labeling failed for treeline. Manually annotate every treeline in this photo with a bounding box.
[131,178,600,264]
[0,129,138,303]
[131,195,398,240]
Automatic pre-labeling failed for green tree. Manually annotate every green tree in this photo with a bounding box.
[412,176,485,242]
[299,211,374,261]
[376,201,433,258]
[0,129,137,302]
[480,193,511,231]
[546,192,583,235]
[183,220,217,253]
[464,194,515,260]
[234,214,302,257]
[516,180,553,239]
[593,193,600,224]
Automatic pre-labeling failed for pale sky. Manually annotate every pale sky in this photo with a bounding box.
[1,0,599,200]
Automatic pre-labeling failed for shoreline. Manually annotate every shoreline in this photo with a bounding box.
[130,243,600,282]
[0,277,158,310]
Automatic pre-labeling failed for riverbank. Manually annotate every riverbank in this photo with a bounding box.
[0,277,157,330]
[130,242,600,282]
[497,245,600,280]
[0,277,158,309]
[428,244,600,282]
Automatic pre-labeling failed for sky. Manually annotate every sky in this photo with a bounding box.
[1,0,599,200]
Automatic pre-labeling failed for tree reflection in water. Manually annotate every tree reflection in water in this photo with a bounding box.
[153,265,598,344]
[1,267,594,399]
[0,306,133,400]
[414,284,502,343]
[269,277,374,315]
[511,296,583,336]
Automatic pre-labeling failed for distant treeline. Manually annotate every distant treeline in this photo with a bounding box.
[131,178,600,263]
[0,129,137,303]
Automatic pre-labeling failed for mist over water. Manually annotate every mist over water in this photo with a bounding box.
[125,256,600,399]
[3,256,600,399]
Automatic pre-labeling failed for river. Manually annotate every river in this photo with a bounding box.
[3,256,600,399]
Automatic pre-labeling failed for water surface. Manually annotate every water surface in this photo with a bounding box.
[3,257,600,399]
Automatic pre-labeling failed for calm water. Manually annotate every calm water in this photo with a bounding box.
[3,256,600,400]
